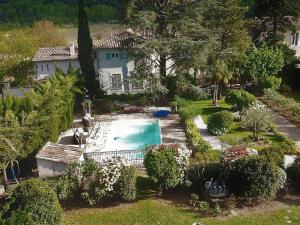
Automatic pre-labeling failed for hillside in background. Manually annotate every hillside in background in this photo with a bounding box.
[0,0,125,25]
[0,0,256,26]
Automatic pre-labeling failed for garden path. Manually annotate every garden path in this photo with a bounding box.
[194,115,224,150]
[267,108,300,148]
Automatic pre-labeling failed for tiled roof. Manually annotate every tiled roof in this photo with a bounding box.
[32,46,78,62]
[32,30,137,62]
[36,142,83,164]
[95,30,137,49]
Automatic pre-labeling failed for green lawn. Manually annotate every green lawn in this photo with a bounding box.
[62,199,300,225]
[178,98,287,150]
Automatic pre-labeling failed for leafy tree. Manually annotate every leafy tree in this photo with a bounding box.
[33,20,67,47]
[78,0,99,97]
[242,45,284,82]
[241,102,272,141]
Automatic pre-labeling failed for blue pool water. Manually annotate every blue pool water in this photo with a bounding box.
[107,119,162,151]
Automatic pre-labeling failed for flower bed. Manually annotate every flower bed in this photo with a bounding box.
[262,89,300,126]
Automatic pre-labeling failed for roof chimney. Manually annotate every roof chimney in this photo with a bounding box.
[69,42,76,57]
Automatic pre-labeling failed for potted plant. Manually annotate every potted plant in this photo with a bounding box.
[170,101,178,113]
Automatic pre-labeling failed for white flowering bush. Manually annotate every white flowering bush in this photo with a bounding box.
[62,157,136,205]
[144,144,191,194]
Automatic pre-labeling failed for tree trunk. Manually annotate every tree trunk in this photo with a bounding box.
[2,168,8,185]
[159,55,167,104]
[213,83,218,106]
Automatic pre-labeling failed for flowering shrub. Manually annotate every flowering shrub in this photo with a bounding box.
[59,157,137,205]
[241,102,272,141]
[207,110,233,136]
[144,144,190,194]
[221,146,249,163]
[263,89,300,125]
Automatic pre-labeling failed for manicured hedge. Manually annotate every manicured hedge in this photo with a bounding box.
[207,110,233,135]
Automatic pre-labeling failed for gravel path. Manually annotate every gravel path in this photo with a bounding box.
[268,109,300,149]
[194,115,224,150]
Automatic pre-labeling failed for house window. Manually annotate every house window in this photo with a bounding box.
[111,52,119,60]
[131,80,144,90]
[292,32,299,46]
[111,74,122,90]
[47,64,49,71]
[41,65,44,72]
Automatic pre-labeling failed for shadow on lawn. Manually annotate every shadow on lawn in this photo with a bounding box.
[201,107,229,116]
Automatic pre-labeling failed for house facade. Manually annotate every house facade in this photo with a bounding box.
[33,30,143,95]
[284,22,300,57]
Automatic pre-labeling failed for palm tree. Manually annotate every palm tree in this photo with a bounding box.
[211,60,233,106]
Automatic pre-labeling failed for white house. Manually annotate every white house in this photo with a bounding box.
[33,30,144,95]
[284,22,300,57]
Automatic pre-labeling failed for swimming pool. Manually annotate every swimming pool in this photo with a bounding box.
[105,119,162,152]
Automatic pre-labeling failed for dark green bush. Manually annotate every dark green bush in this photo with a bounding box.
[225,156,286,199]
[207,110,233,135]
[262,76,282,91]
[225,89,256,110]
[286,158,300,184]
[144,145,186,193]
[116,166,137,201]
[280,84,292,93]
[2,178,62,225]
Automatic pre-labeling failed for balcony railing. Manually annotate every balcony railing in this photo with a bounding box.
[84,149,148,167]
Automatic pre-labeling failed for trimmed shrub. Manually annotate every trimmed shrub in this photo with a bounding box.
[185,119,211,153]
[225,89,256,111]
[262,76,282,90]
[286,158,300,192]
[259,145,285,167]
[144,144,190,193]
[2,178,62,225]
[207,110,233,135]
[116,166,137,201]
[225,156,286,199]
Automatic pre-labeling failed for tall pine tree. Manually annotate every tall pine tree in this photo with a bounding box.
[78,0,99,98]
[128,0,217,102]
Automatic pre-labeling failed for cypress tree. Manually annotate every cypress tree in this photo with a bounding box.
[78,0,99,98]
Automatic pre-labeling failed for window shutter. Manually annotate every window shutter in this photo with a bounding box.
[106,53,111,60]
